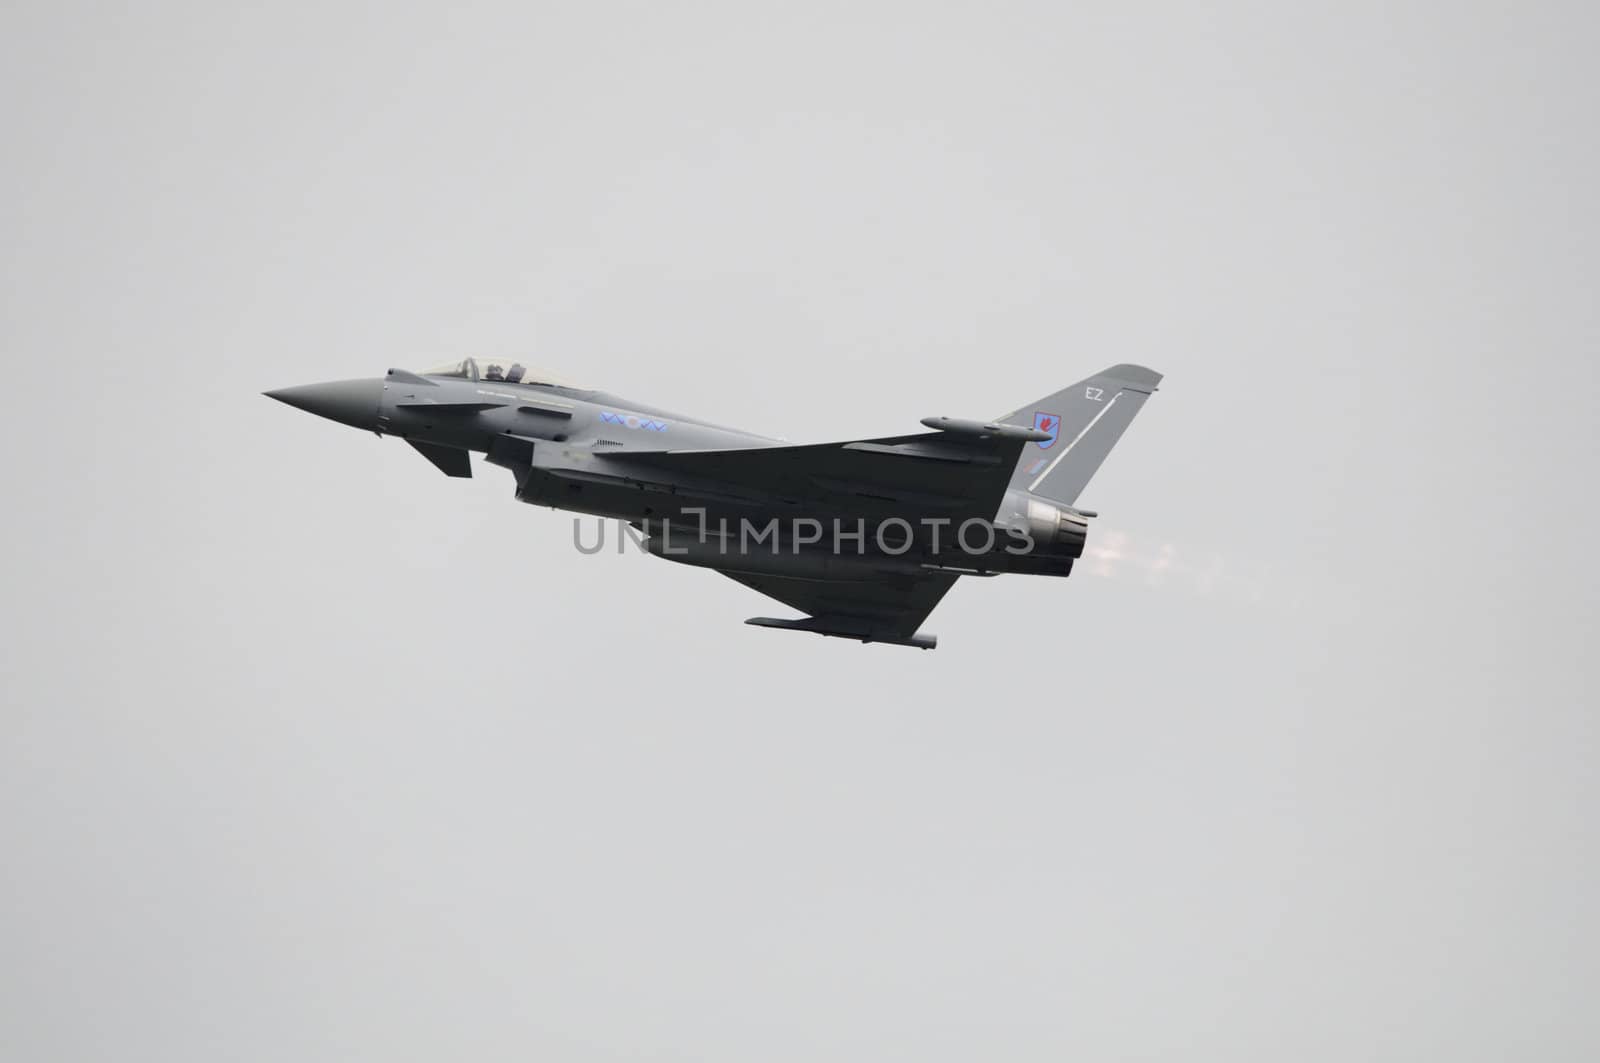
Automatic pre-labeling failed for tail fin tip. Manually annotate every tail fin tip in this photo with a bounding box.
[1102,363,1163,392]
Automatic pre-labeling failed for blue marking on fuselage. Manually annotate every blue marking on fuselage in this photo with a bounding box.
[599,410,669,432]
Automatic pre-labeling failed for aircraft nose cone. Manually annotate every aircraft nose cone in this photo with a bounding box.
[264,378,383,431]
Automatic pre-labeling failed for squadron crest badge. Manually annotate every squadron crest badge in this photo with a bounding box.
[1033,411,1060,449]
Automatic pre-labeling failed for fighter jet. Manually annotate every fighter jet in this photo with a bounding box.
[265,360,1160,648]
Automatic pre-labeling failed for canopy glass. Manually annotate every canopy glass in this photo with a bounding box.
[422,357,582,388]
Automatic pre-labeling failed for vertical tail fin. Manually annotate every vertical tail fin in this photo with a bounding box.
[1000,364,1162,506]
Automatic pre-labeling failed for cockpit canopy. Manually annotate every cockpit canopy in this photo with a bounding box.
[422,357,583,389]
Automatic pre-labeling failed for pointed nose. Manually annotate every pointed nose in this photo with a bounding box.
[264,378,383,431]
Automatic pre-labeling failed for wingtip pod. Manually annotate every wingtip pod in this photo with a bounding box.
[745,616,937,650]
[920,416,1053,442]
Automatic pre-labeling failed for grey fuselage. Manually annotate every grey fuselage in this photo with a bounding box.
[269,368,1075,580]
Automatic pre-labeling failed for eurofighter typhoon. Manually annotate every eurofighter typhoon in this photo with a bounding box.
[266,360,1160,649]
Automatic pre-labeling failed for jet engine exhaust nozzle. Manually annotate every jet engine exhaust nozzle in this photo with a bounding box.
[1025,498,1089,558]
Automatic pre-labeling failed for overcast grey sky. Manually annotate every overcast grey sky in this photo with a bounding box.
[2,2,1597,1060]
